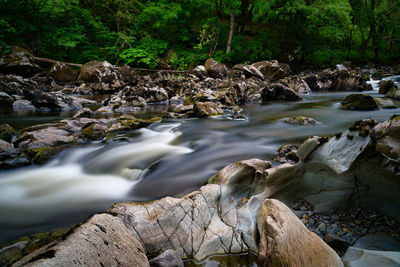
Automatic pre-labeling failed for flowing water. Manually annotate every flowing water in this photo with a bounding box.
[0,77,399,247]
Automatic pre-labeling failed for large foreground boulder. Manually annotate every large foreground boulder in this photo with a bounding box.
[12,214,149,267]
[257,199,343,266]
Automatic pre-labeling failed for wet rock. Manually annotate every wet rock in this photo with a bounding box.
[80,122,107,140]
[279,76,311,94]
[285,116,317,125]
[252,60,290,80]
[342,247,400,267]
[73,108,93,119]
[0,92,14,107]
[12,100,36,112]
[375,97,398,109]
[353,232,400,251]
[371,115,400,162]
[78,61,123,91]
[48,61,78,82]
[204,58,229,79]
[256,199,343,267]
[0,124,16,142]
[261,83,302,102]
[330,70,367,91]
[149,249,184,267]
[0,47,42,77]
[0,140,18,160]
[324,233,350,251]
[12,214,149,267]
[174,104,193,114]
[341,94,378,110]
[275,144,299,164]
[379,80,397,95]
[193,101,224,117]
[385,88,400,100]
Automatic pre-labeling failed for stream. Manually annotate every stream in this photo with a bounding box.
[0,77,399,249]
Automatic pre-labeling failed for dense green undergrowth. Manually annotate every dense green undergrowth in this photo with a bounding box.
[1,0,399,69]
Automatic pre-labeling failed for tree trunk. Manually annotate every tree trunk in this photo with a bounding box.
[226,8,234,54]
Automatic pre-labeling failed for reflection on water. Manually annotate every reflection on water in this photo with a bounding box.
[0,90,399,244]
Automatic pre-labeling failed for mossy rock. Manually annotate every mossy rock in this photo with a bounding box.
[80,123,107,140]
[341,94,378,111]
[0,124,16,142]
[0,227,71,266]
[24,146,65,164]
[284,116,317,125]
[379,80,396,94]
[349,118,378,137]
[385,88,400,100]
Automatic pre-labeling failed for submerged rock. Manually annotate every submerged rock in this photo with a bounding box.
[341,94,378,110]
[256,199,343,267]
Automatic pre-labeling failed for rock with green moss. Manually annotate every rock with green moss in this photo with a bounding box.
[193,101,224,117]
[349,118,378,137]
[275,144,299,163]
[341,94,378,110]
[80,122,107,140]
[24,146,65,164]
[285,116,317,125]
[375,97,399,109]
[379,80,397,94]
[0,124,16,142]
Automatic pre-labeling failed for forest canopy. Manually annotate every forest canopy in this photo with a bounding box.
[0,0,399,69]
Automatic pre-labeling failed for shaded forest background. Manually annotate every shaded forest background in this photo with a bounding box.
[1,0,399,69]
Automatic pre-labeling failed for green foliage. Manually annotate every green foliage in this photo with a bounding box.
[0,0,399,68]
[119,37,168,68]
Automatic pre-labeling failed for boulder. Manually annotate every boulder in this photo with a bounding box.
[256,199,343,267]
[193,101,224,117]
[0,47,42,77]
[192,65,208,79]
[204,58,229,79]
[385,88,400,100]
[370,115,400,162]
[342,247,400,267]
[279,76,311,94]
[149,249,184,267]
[48,61,78,82]
[12,100,36,112]
[12,214,150,267]
[375,97,398,109]
[252,60,290,80]
[379,80,397,95]
[330,70,367,92]
[341,94,378,110]
[78,61,123,91]
[0,92,13,107]
[119,64,138,85]
[353,233,400,251]
[261,83,302,102]
[73,108,94,119]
